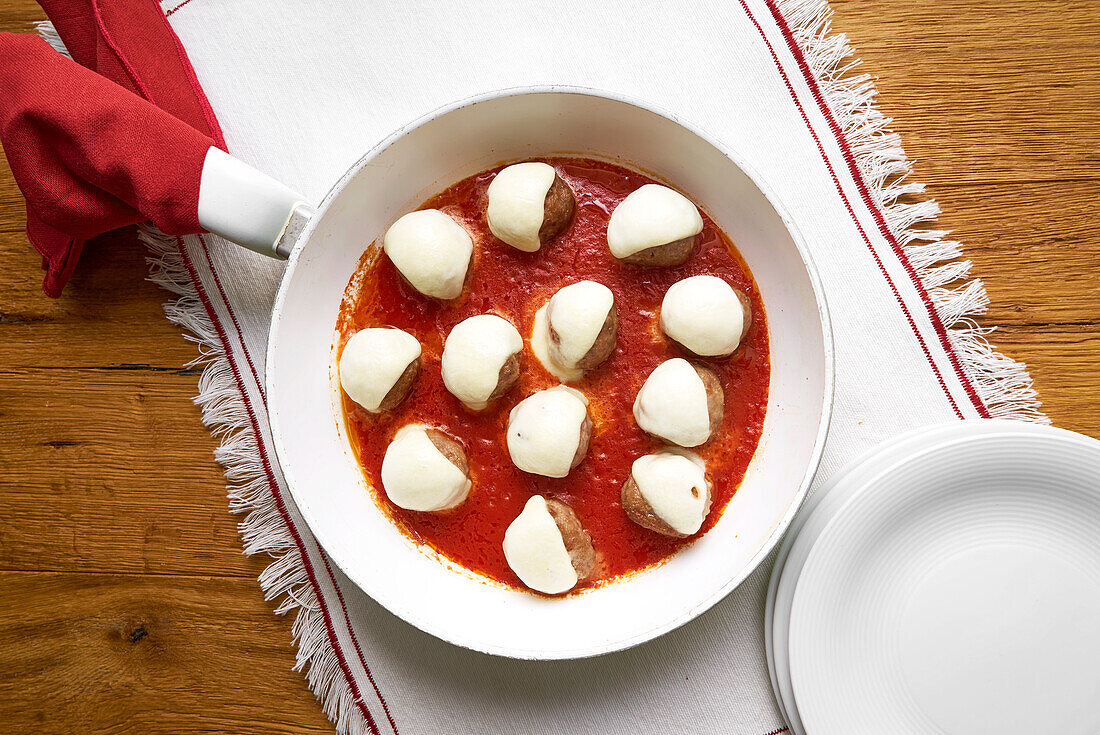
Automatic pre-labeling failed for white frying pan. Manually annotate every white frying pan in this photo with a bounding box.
[199,87,833,659]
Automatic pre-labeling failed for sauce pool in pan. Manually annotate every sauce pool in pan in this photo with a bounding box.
[336,157,770,593]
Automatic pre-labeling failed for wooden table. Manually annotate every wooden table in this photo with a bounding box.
[0,1,1096,732]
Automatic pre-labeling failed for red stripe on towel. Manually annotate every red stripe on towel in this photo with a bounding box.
[318,547,402,734]
[166,56,402,735]
[740,0,986,419]
[176,238,385,735]
[761,0,989,418]
[197,235,267,401]
[165,0,197,17]
[154,26,401,735]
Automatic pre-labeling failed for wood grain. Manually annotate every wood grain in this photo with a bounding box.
[0,1,1096,733]
[0,230,200,367]
[0,369,256,576]
[0,572,333,734]
[830,0,1100,186]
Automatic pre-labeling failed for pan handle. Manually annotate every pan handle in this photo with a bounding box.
[197,147,315,259]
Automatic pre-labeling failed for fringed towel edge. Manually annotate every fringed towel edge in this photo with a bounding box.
[776,0,1047,423]
[140,228,375,735]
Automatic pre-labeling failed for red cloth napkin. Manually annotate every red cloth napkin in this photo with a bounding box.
[0,1,219,297]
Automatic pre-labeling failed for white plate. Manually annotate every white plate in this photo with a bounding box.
[788,424,1100,734]
[765,420,1039,733]
[267,89,834,659]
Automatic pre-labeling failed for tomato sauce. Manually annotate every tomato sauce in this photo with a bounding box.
[336,158,770,592]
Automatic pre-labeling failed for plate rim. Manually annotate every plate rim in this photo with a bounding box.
[766,419,1044,733]
[786,423,1100,732]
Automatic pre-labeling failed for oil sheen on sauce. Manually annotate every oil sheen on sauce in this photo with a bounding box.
[336,158,770,593]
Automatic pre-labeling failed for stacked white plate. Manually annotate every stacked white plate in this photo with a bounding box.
[766,420,1100,735]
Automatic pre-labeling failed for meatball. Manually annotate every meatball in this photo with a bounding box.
[506,386,592,478]
[660,275,752,357]
[543,497,597,580]
[338,328,421,413]
[488,351,521,402]
[377,359,419,412]
[695,363,725,438]
[539,174,576,243]
[606,184,703,267]
[529,304,583,383]
[424,428,469,478]
[633,358,724,447]
[621,450,712,537]
[546,280,618,371]
[382,209,474,300]
[441,314,523,410]
[486,162,576,252]
[619,237,696,267]
[503,495,596,594]
[380,425,471,512]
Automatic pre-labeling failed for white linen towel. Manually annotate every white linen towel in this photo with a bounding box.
[50,0,1045,732]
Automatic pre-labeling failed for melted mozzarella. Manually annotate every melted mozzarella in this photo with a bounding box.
[380,425,470,511]
[631,450,709,535]
[633,358,712,447]
[547,280,614,368]
[530,304,584,382]
[606,184,703,259]
[660,275,747,356]
[506,387,589,478]
[502,495,578,594]
[486,162,557,252]
[441,314,523,409]
[382,209,473,299]
[338,328,421,412]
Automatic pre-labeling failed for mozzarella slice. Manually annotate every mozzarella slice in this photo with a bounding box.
[382,209,473,299]
[546,281,615,368]
[486,162,557,252]
[631,450,710,535]
[507,386,590,478]
[660,275,747,356]
[606,184,703,259]
[380,425,470,512]
[338,328,421,412]
[502,495,578,594]
[441,314,523,409]
[633,358,712,447]
[530,303,584,382]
